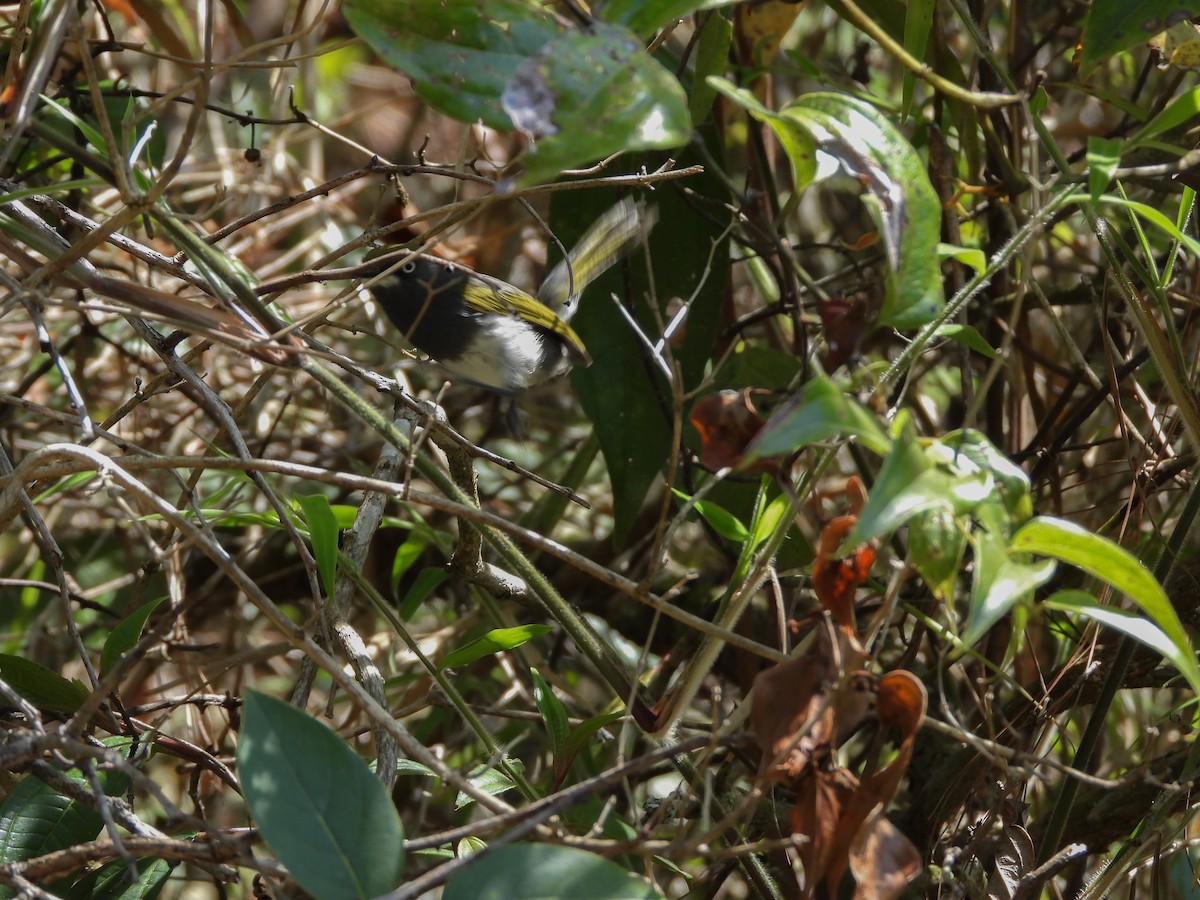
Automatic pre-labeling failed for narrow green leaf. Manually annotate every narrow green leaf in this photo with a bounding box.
[100,597,166,676]
[439,625,553,671]
[531,668,569,760]
[390,536,429,595]
[296,493,340,598]
[443,844,663,900]
[238,691,404,899]
[0,654,89,713]
[1136,84,1200,142]
[558,711,623,787]
[748,491,792,556]
[901,0,935,116]
[1011,517,1200,695]
[689,12,733,126]
[398,567,449,621]
[1045,590,1200,694]
[1091,195,1200,261]
[672,489,749,542]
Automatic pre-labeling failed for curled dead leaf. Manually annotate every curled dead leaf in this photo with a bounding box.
[690,388,777,473]
[751,624,874,781]
[812,514,876,634]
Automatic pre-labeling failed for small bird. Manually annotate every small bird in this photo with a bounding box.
[365,198,654,395]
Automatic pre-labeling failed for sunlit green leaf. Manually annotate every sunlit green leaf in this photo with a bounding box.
[439,625,553,670]
[1011,517,1200,695]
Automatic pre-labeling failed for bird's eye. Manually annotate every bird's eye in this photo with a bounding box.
[400,260,418,274]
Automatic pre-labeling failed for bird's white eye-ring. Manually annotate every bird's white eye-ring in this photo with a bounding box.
[400,260,418,274]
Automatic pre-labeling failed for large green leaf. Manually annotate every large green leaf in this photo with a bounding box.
[1011,517,1200,695]
[442,843,662,900]
[0,740,132,900]
[711,81,944,329]
[237,691,404,899]
[343,1,689,183]
[1078,0,1200,75]
[564,148,729,543]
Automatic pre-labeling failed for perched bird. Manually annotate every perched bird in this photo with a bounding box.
[365,198,655,395]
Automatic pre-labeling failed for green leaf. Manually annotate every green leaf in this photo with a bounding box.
[558,711,623,787]
[1091,194,1200,261]
[1011,517,1200,695]
[455,759,525,809]
[0,741,132,900]
[708,77,817,184]
[781,93,943,328]
[66,857,173,900]
[100,597,166,676]
[963,553,1057,648]
[343,2,689,183]
[565,153,730,544]
[901,0,935,115]
[1087,136,1122,203]
[712,82,944,328]
[390,536,429,595]
[601,0,738,38]
[747,490,792,556]
[398,566,449,621]
[689,12,733,126]
[1045,590,1200,693]
[296,493,340,598]
[343,0,558,129]
[530,668,569,760]
[672,489,749,542]
[0,654,89,714]
[442,843,663,900]
[237,691,404,899]
[743,376,891,468]
[1136,84,1200,142]
[938,242,987,275]
[935,324,996,358]
[907,508,966,602]
[1078,0,1199,76]
[439,625,553,671]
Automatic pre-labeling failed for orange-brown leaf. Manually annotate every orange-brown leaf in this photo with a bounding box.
[690,389,776,473]
[812,515,876,632]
